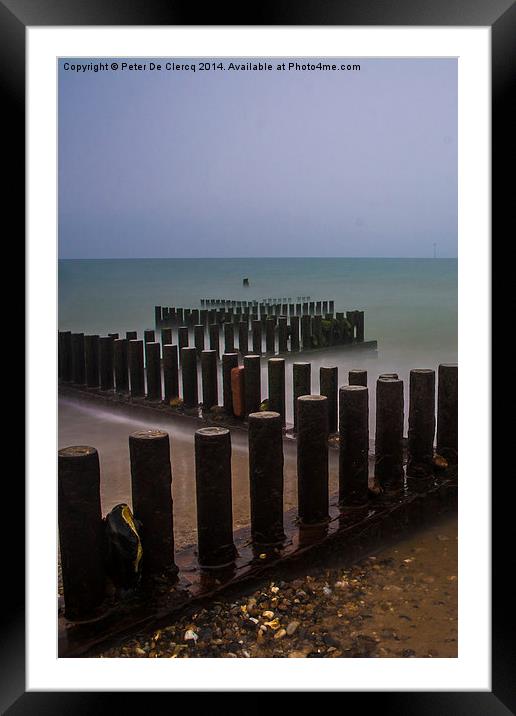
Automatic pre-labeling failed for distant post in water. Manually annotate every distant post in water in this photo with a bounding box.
[339,385,369,505]
[297,395,329,525]
[114,338,129,392]
[320,366,338,434]
[163,344,179,403]
[155,306,162,326]
[293,362,311,432]
[209,323,220,359]
[84,334,100,388]
[268,357,286,426]
[244,354,261,416]
[222,353,239,414]
[129,430,177,579]
[181,347,198,409]
[407,369,435,477]
[201,349,218,411]
[71,333,85,384]
[145,341,162,400]
[436,363,458,463]
[374,378,404,489]
[349,369,367,387]
[58,446,106,619]
[129,339,145,397]
[252,319,262,355]
[248,412,285,545]
[99,336,114,390]
[194,427,236,567]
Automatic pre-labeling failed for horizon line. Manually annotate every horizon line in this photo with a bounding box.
[58,255,458,261]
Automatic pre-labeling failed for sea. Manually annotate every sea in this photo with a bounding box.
[59,256,457,372]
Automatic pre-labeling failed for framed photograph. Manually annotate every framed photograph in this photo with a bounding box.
[6,0,510,708]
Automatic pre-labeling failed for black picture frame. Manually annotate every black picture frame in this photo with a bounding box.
[5,0,511,710]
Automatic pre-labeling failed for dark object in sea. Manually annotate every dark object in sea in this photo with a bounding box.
[105,503,143,590]
[243,277,249,286]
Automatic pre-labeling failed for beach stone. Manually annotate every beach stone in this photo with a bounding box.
[286,621,300,636]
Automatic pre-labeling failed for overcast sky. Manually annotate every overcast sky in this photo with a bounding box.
[58,58,457,259]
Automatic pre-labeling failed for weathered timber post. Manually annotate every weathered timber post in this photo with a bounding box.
[222,353,239,414]
[238,321,248,355]
[312,314,323,348]
[194,427,236,567]
[224,322,235,354]
[290,315,300,352]
[301,315,312,350]
[145,342,162,400]
[181,347,198,409]
[99,336,114,390]
[265,317,275,354]
[297,395,329,525]
[356,311,365,341]
[349,369,367,387]
[71,333,85,384]
[155,306,162,326]
[248,412,285,545]
[379,373,398,380]
[339,385,369,505]
[293,362,311,432]
[374,378,404,489]
[84,334,100,387]
[114,338,129,392]
[201,349,218,411]
[194,324,205,357]
[277,316,288,353]
[59,330,73,382]
[129,339,145,397]
[209,323,220,359]
[129,430,177,578]
[407,369,436,477]
[320,366,338,433]
[268,357,286,426]
[231,366,245,418]
[436,363,458,463]
[244,354,261,416]
[126,330,137,341]
[163,344,179,403]
[178,326,189,359]
[144,329,155,344]
[252,320,262,355]
[58,446,105,619]
[161,327,172,347]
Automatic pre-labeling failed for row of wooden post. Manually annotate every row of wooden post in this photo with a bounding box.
[58,331,456,460]
[58,363,457,620]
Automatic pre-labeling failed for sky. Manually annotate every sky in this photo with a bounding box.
[58,58,457,259]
